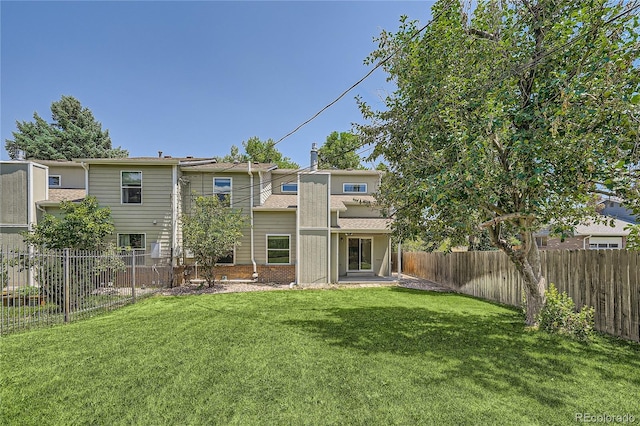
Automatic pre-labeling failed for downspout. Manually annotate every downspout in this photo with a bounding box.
[248,162,257,279]
[80,161,89,193]
[583,236,591,250]
[397,241,402,279]
[172,165,178,267]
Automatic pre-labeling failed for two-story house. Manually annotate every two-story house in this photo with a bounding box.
[178,148,393,284]
[1,146,393,285]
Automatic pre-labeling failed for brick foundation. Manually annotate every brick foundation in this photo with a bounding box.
[176,264,295,285]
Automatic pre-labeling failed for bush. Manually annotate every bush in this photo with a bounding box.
[538,283,594,341]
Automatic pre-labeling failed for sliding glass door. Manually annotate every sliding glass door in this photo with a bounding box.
[347,237,372,272]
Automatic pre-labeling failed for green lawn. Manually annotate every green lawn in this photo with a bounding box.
[1,287,639,425]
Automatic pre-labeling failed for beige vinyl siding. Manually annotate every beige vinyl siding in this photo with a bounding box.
[182,171,252,212]
[271,173,298,195]
[299,173,329,228]
[1,164,28,225]
[298,230,329,284]
[88,165,174,265]
[47,165,85,188]
[251,211,296,264]
[341,204,383,218]
[373,234,390,276]
[330,174,380,194]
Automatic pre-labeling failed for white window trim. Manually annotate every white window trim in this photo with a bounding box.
[49,175,61,188]
[214,177,233,206]
[117,233,147,250]
[346,236,374,272]
[281,182,298,193]
[121,170,143,205]
[266,234,291,265]
[343,183,368,194]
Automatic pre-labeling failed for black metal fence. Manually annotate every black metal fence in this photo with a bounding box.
[1,246,172,335]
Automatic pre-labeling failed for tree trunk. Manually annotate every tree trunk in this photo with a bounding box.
[490,228,546,325]
[517,232,547,325]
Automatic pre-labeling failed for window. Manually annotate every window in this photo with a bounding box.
[267,235,290,264]
[535,237,548,248]
[281,183,297,193]
[214,177,232,206]
[118,234,145,250]
[49,175,61,187]
[121,171,142,204]
[588,237,623,249]
[343,183,367,193]
[217,250,234,265]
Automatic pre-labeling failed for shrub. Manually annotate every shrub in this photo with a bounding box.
[538,283,594,341]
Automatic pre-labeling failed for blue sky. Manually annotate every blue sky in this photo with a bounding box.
[1,1,433,167]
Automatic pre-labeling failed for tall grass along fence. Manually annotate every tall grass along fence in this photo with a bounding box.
[401,250,640,342]
[1,246,172,335]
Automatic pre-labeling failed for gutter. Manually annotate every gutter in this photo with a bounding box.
[249,162,257,279]
[583,235,592,250]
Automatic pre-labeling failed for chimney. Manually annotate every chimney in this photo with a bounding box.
[158,151,163,158]
[310,143,318,172]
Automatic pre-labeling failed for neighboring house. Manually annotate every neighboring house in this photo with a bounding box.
[536,217,635,250]
[600,196,637,224]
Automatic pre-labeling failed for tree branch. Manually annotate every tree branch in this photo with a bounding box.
[479,213,536,229]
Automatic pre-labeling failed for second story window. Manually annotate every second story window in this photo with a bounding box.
[343,183,367,193]
[214,177,232,206]
[49,175,61,187]
[122,171,142,204]
[281,183,297,193]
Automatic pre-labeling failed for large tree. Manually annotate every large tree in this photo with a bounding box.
[5,95,128,160]
[318,131,366,170]
[221,137,299,169]
[358,0,639,324]
[181,195,247,286]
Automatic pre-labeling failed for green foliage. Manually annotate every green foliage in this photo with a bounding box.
[221,137,299,169]
[181,195,247,286]
[22,196,114,250]
[357,0,639,322]
[625,224,640,250]
[538,284,595,341]
[5,95,128,160]
[318,131,366,170]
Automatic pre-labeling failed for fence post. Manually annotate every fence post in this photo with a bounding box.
[64,248,70,323]
[132,250,136,303]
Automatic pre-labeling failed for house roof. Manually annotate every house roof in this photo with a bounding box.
[254,194,378,211]
[74,157,218,165]
[181,162,278,172]
[33,160,82,167]
[332,218,392,233]
[574,218,634,237]
[37,189,87,206]
[272,169,383,176]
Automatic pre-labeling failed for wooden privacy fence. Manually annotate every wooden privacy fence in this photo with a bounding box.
[401,250,640,342]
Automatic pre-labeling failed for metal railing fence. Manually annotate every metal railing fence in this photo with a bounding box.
[1,246,172,335]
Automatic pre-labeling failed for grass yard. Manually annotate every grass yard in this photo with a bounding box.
[1,287,639,425]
